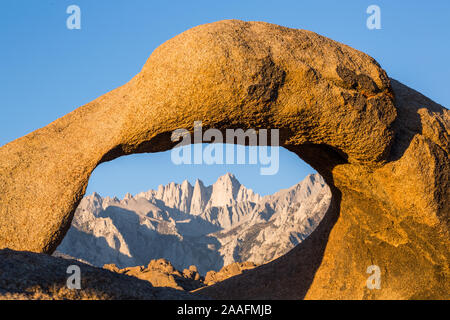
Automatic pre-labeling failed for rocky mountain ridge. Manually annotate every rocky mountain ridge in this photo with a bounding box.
[56,173,331,275]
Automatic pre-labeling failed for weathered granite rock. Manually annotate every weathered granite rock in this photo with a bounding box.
[104,259,204,291]
[196,79,450,300]
[0,249,200,300]
[0,20,448,299]
[183,265,202,282]
[204,262,257,286]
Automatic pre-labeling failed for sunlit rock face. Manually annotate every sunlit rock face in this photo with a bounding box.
[56,173,331,275]
[0,20,448,299]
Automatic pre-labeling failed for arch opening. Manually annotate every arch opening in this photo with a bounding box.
[54,143,338,294]
[1,20,447,300]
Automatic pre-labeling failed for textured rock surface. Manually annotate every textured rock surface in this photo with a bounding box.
[203,262,257,286]
[56,173,330,274]
[0,20,448,299]
[197,79,450,300]
[0,249,200,300]
[104,259,204,291]
[216,173,330,267]
[103,259,258,291]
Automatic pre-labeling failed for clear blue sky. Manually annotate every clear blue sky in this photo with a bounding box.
[1,1,449,197]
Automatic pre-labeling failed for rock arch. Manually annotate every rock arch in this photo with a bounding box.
[0,20,448,299]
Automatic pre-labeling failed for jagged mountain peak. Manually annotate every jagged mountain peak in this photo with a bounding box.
[123,192,133,200]
[58,173,331,274]
[216,172,237,181]
[181,179,191,188]
[92,191,101,198]
[208,173,243,207]
[133,173,258,214]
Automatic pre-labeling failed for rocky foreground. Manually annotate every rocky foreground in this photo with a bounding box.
[0,20,448,299]
[104,259,257,291]
[0,249,200,300]
[0,248,255,299]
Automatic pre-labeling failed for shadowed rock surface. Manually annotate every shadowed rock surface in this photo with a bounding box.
[203,262,257,286]
[197,79,450,300]
[0,249,201,300]
[0,20,448,299]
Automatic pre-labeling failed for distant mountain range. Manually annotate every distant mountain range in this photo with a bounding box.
[56,173,331,275]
